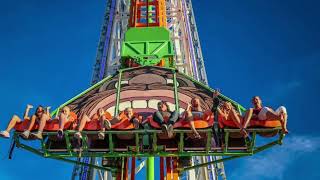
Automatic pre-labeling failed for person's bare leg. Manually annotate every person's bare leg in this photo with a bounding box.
[265,110,282,120]
[20,115,37,139]
[98,116,106,139]
[56,113,68,138]
[78,115,90,132]
[242,108,253,129]
[229,109,242,128]
[58,113,68,131]
[74,115,90,139]
[265,109,288,133]
[32,114,50,139]
[99,117,106,132]
[229,110,248,138]
[282,113,288,133]
[5,115,22,132]
[186,112,200,138]
[26,116,36,131]
[38,114,50,132]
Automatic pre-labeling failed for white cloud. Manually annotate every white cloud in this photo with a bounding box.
[228,135,320,180]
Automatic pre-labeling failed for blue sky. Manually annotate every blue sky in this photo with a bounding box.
[0,0,320,179]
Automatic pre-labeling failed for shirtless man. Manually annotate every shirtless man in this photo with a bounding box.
[242,96,288,134]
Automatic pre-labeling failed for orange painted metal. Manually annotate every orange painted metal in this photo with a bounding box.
[129,0,167,27]
[131,157,136,180]
[116,158,129,180]
[14,112,77,131]
[166,157,172,180]
[218,115,282,128]
[172,158,179,180]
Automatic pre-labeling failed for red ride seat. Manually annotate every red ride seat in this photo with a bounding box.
[44,112,78,131]
[83,111,142,130]
[112,112,142,130]
[14,112,78,132]
[14,118,39,132]
[218,115,282,128]
[218,115,239,128]
[249,119,281,128]
[84,112,112,130]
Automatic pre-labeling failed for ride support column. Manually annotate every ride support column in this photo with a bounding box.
[146,157,155,180]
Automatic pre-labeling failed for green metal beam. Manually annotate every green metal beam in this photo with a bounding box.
[146,157,155,180]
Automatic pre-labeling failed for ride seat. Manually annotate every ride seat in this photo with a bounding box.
[147,110,214,129]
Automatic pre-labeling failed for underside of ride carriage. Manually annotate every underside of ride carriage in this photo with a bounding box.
[11,66,285,176]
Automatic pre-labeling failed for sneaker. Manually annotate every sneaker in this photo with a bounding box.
[20,130,30,139]
[31,131,43,140]
[104,120,111,130]
[57,129,64,139]
[0,131,10,138]
[74,132,82,140]
[98,131,105,140]
[161,124,168,133]
[167,124,174,138]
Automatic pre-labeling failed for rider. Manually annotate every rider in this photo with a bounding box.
[153,101,179,138]
[56,106,76,138]
[242,96,288,134]
[74,108,111,140]
[106,107,142,130]
[183,98,205,139]
[0,105,47,139]
[212,90,248,137]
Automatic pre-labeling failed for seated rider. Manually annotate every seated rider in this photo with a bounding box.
[74,108,111,140]
[31,106,71,140]
[153,101,179,138]
[242,96,288,134]
[56,106,77,138]
[212,90,248,137]
[183,98,206,139]
[0,105,48,139]
[106,107,142,130]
